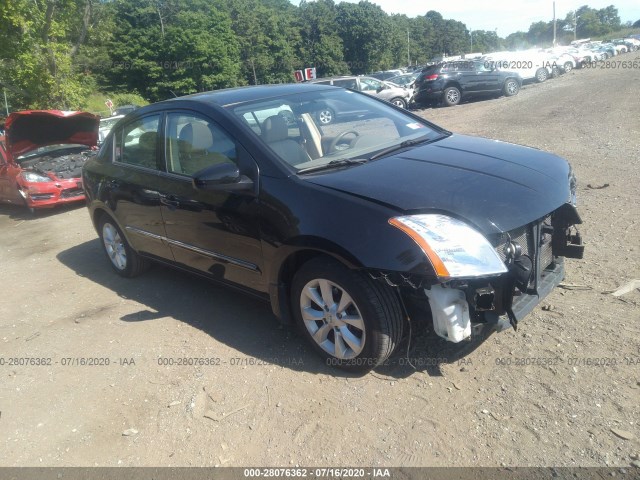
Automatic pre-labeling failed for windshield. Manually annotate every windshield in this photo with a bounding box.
[227,88,445,173]
[16,144,88,161]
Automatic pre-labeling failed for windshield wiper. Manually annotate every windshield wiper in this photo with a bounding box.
[368,134,446,161]
[297,158,368,174]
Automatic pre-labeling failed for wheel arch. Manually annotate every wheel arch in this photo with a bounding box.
[504,76,520,86]
[91,206,136,251]
[443,81,462,92]
[268,242,364,324]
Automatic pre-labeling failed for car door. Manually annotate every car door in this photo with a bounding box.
[0,139,22,205]
[106,114,174,261]
[471,61,501,93]
[158,111,265,292]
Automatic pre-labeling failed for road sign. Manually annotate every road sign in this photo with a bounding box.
[304,68,317,81]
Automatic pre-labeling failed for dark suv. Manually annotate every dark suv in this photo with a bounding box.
[414,61,522,107]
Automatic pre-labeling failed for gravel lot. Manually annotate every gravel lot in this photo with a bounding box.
[0,61,639,468]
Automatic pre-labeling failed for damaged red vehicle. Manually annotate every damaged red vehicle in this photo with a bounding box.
[0,110,99,211]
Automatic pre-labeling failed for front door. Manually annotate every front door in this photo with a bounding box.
[159,111,264,292]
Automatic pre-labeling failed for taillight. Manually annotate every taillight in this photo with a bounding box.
[424,74,439,81]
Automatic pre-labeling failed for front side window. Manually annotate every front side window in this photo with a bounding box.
[359,78,382,92]
[165,113,237,176]
[115,115,160,169]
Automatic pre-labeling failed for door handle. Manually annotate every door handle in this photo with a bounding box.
[159,193,180,208]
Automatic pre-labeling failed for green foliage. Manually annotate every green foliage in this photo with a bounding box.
[2,1,635,111]
[507,4,625,49]
[83,91,149,117]
[298,0,349,76]
[103,0,242,102]
[336,1,395,73]
[0,0,95,110]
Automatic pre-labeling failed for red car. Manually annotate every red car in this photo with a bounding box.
[0,110,99,212]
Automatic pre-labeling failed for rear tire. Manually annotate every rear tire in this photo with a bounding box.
[291,257,403,372]
[563,62,573,73]
[98,215,149,277]
[443,86,461,106]
[535,68,548,83]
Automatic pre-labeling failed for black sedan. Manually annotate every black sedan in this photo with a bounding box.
[82,83,583,372]
[414,60,522,107]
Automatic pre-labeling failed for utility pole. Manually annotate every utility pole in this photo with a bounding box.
[3,88,8,116]
[470,30,473,53]
[407,29,410,66]
[553,1,557,47]
[574,10,578,41]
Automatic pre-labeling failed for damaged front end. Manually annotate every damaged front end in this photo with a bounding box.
[385,204,584,343]
[19,148,95,180]
[16,148,97,207]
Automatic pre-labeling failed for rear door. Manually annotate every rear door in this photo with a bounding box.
[105,114,174,261]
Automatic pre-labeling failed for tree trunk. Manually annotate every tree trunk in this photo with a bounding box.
[42,0,55,43]
[71,0,93,58]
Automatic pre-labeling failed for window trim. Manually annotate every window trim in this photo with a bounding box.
[112,113,163,173]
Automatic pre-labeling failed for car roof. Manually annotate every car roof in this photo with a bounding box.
[164,83,336,108]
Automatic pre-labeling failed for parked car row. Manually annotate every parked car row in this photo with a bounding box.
[308,75,412,123]
[400,38,640,108]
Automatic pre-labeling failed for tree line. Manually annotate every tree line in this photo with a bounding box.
[0,0,632,111]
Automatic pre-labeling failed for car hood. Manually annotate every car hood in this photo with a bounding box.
[5,110,99,158]
[304,134,572,235]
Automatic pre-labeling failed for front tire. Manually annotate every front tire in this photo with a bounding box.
[503,78,520,97]
[563,62,573,73]
[317,107,334,125]
[291,258,403,372]
[442,86,461,106]
[389,97,407,109]
[98,216,149,277]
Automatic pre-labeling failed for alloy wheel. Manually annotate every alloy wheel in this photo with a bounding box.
[299,278,366,359]
[102,222,127,271]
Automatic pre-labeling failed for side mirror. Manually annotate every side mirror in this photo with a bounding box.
[192,162,253,192]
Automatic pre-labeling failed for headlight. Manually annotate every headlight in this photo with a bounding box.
[21,171,51,183]
[389,214,508,279]
[569,168,577,206]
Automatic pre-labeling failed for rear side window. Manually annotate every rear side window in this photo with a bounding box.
[333,79,357,90]
[165,113,237,177]
[114,115,161,170]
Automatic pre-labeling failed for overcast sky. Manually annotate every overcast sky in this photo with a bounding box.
[289,1,640,36]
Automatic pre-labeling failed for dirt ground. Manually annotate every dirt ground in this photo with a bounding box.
[0,60,639,469]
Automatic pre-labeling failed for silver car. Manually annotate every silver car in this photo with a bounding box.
[310,76,412,110]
